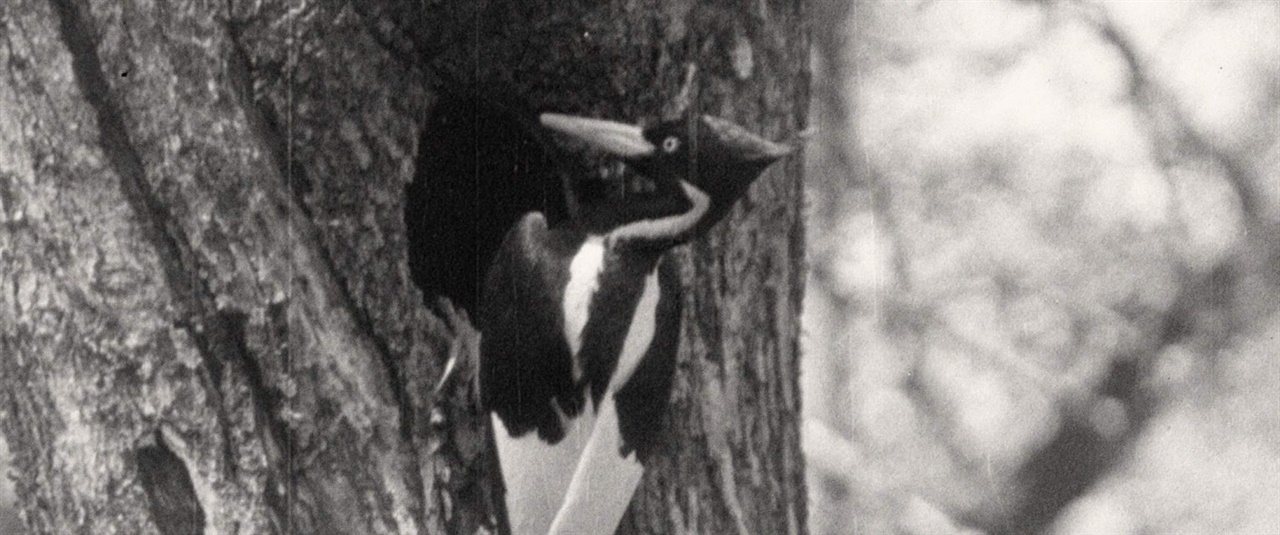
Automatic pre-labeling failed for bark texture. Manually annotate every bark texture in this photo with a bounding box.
[0,0,808,533]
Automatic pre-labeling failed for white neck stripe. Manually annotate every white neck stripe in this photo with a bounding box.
[606,181,710,243]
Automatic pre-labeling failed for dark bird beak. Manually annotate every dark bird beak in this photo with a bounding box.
[540,113,657,158]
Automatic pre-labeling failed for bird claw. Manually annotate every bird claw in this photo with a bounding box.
[433,298,483,399]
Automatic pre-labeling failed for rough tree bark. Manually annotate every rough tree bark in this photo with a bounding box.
[0,0,808,534]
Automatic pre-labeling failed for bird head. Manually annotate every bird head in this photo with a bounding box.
[540,113,791,242]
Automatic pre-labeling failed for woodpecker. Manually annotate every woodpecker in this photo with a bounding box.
[479,112,790,535]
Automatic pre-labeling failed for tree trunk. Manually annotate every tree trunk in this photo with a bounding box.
[0,0,808,533]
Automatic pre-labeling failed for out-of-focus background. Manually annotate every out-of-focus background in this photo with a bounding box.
[803,0,1279,533]
[2,1,1276,533]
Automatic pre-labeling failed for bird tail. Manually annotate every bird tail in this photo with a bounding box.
[548,397,645,535]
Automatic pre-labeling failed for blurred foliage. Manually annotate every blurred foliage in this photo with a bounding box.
[802,0,1279,533]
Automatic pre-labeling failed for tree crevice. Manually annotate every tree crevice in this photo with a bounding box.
[223,18,417,443]
[49,0,294,526]
[136,433,207,535]
[48,0,237,389]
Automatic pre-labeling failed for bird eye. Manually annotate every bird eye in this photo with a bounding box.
[662,136,680,153]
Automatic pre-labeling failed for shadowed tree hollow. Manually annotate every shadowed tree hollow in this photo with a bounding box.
[0,0,809,533]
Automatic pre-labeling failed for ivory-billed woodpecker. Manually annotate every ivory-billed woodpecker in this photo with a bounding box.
[479,113,790,535]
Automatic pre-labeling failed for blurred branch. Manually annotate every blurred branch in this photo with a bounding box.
[1065,0,1258,219]
[1064,0,1280,335]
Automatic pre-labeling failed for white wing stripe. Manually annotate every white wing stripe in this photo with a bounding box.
[562,236,606,378]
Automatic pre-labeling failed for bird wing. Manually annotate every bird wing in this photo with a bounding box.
[479,212,586,441]
[548,258,680,534]
[480,212,593,535]
[481,215,682,535]
[613,257,681,460]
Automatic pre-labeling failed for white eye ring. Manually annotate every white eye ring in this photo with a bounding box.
[662,136,680,153]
